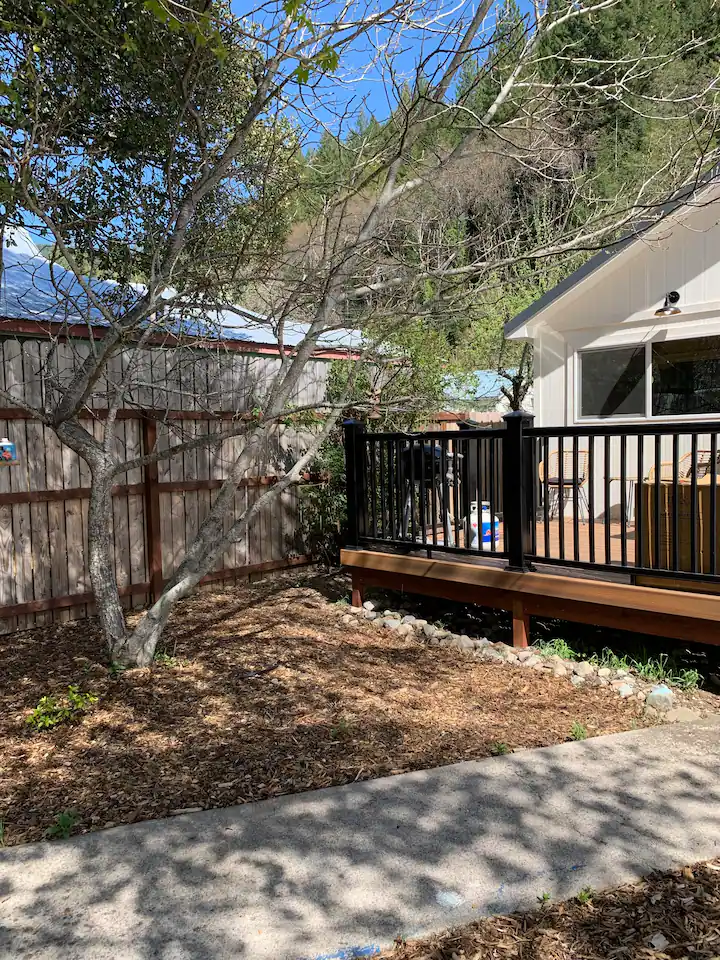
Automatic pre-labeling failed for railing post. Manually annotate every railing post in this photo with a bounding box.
[343,419,366,547]
[502,410,535,572]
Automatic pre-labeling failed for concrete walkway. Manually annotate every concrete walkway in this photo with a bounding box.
[2,719,720,960]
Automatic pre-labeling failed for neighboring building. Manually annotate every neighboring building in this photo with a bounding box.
[504,176,720,429]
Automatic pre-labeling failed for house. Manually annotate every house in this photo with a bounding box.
[504,175,720,429]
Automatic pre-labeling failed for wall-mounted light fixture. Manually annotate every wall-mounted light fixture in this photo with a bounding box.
[654,290,681,317]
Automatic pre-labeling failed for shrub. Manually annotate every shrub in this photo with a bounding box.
[27,685,98,731]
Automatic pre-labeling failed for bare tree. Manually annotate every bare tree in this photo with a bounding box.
[1,0,718,665]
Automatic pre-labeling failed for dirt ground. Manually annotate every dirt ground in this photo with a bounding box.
[2,574,650,846]
[384,858,720,959]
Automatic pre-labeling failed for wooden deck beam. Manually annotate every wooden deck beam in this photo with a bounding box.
[342,548,720,648]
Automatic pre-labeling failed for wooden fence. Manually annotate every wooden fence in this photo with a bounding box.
[0,337,331,635]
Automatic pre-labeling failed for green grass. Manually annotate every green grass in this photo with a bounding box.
[534,641,701,690]
[570,721,588,741]
[535,638,579,661]
[576,886,595,905]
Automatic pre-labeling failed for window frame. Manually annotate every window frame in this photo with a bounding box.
[575,335,720,424]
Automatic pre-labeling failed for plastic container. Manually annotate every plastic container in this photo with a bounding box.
[469,500,500,550]
[0,438,17,464]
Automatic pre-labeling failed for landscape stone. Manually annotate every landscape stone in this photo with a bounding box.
[401,615,416,625]
[573,661,595,678]
[384,610,401,619]
[597,667,612,678]
[646,684,674,712]
[423,624,438,638]
[474,637,492,649]
[522,655,541,668]
[363,610,378,620]
[362,601,375,611]
[643,705,659,720]
[383,618,401,630]
[459,636,475,650]
[517,649,535,662]
[570,674,585,686]
[552,665,568,678]
[617,683,635,698]
[665,707,701,723]
[413,619,428,629]
[396,624,414,636]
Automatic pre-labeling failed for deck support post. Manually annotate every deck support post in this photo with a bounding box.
[351,571,365,608]
[512,599,529,648]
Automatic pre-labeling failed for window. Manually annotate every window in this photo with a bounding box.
[652,336,720,416]
[580,346,646,418]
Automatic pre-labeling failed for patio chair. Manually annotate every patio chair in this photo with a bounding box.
[647,449,720,482]
[539,449,590,521]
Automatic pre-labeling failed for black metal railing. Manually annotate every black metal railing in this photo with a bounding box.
[345,414,720,585]
[344,420,507,558]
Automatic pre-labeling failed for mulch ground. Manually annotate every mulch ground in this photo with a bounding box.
[1,575,649,846]
[383,858,720,959]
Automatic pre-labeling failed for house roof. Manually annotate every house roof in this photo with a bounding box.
[504,166,720,339]
[0,228,361,355]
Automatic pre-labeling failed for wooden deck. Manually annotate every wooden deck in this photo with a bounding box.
[342,547,720,650]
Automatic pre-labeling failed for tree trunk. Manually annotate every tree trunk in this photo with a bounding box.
[87,467,131,663]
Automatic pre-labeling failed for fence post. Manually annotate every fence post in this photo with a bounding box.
[141,415,163,603]
[502,410,535,572]
[343,419,366,548]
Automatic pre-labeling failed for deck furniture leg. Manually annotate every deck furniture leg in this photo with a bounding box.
[351,572,364,608]
[512,599,529,648]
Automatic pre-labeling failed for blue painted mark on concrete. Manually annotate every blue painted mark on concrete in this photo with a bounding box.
[300,945,381,960]
[435,889,465,908]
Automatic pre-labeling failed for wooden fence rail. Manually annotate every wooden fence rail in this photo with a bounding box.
[0,407,314,634]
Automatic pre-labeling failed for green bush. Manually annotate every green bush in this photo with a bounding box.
[27,685,98,731]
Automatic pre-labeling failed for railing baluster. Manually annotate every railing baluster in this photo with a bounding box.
[543,435,550,559]
[530,436,537,556]
[558,435,565,561]
[572,436,580,562]
[369,439,377,538]
[691,433,698,573]
[430,441,438,547]
[604,436,611,565]
[453,438,461,549]
[636,434,643,568]
[475,436,482,551]
[489,436,497,553]
[388,439,396,540]
[419,436,427,549]
[409,436,417,544]
[440,437,450,546]
[379,440,387,540]
[712,432,718,576]
[672,434,679,573]
[654,434,661,570]
[620,434,627,567]
[588,436,595,563]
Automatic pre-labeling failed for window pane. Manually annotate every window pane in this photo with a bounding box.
[652,336,720,416]
[580,347,646,417]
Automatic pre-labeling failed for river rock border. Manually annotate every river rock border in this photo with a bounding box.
[342,602,704,724]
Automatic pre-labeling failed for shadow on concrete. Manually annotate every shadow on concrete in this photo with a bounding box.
[2,719,720,959]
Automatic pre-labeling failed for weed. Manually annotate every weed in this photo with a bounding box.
[154,650,179,667]
[44,810,80,840]
[109,661,129,678]
[330,717,352,740]
[489,741,510,756]
[334,597,350,606]
[537,891,551,905]
[570,722,588,741]
[27,685,98,731]
[536,638,578,661]
[576,886,595,905]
